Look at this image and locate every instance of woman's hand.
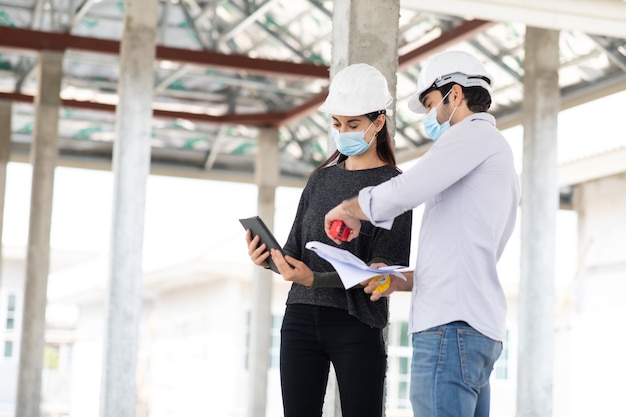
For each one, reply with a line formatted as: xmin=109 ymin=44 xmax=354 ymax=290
xmin=270 ymin=248 xmax=314 ymax=287
xmin=245 ymin=229 xmax=271 ymax=269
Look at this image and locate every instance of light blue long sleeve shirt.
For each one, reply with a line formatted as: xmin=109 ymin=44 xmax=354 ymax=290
xmin=358 ymin=113 xmax=520 ymax=341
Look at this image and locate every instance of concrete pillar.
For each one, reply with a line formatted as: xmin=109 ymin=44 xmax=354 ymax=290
xmin=518 ymin=27 xmax=560 ymax=417
xmin=99 ymin=0 xmax=158 ymax=416
xmin=331 ymin=0 xmax=400 ymax=135
xmin=325 ymin=2 xmax=401 ymax=415
xmin=15 ymin=49 xmax=63 ymax=417
xmin=0 ymin=100 xmax=11 ymax=287
xmin=248 ymin=127 xmax=279 ymax=417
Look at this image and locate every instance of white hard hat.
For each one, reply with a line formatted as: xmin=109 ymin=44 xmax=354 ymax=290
xmin=319 ymin=63 xmax=393 ymax=116
xmin=408 ymin=50 xmax=493 ymax=114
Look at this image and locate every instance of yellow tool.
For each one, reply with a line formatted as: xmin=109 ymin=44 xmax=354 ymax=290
xmin=370 ymin=274 xmax=390 ymax=293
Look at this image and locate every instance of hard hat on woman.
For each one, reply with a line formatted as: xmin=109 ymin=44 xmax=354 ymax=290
xmin=319 ymin=63 xmax=393 ymax=116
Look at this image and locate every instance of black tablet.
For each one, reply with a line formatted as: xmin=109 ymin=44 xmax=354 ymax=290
xmin=239 ymin=216 xmax=284 ymax=271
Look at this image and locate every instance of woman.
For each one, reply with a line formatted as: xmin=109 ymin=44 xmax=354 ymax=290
xmin=245 ymin=63 xmax=412 ymax=417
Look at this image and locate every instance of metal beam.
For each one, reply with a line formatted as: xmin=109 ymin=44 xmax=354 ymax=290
xmin=31 ymin=0 xmax=45 ymax=29
xmin=398 ymin=19 xmax=496 ymax=70
xmin=278 ymin=90 xmax=329 ymax=126
xmin=0 ymin=92 xmax=289 ymax=127
xmin=0 ymin=26 xmax=329 ymax=80
xmin=69 ymin=0 xmax=99 ymax=30
xmin=218 ymin=0 xmax=280 ymax=47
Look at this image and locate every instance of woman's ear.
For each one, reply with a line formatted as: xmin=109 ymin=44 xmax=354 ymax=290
xmin=375 ymin=114 xmax=386 ymax=131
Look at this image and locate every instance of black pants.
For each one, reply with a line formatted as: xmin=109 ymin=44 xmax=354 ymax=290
xmin=280 ymin=304 xmax=387 ymax=417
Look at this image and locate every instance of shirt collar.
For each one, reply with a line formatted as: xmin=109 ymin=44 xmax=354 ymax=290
xmin=467 ymin=112 xmax=496 ymax=126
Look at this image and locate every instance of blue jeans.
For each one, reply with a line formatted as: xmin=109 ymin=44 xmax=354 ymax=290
xmin=410 ymin=321 xmax=502 ymax=417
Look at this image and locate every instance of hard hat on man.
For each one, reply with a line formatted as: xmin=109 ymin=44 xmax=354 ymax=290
xmin=408 ymin=50 xmax=493 ymax=114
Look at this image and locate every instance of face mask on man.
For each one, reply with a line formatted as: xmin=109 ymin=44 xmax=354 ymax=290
xmin=422 ymin=89 xmax=457 ymax=141
xmin=331 ymin=122 xmax=375 ymax=156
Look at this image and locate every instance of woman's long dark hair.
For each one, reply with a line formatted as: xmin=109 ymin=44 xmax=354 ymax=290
xmin=316 ymin=110 xmax=396 ymax=170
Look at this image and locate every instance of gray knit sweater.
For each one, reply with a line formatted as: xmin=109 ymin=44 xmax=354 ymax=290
xmin=283 ymin=164 xmax=412 ymax=328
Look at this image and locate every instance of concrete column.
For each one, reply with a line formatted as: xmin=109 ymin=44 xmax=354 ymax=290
xmin=518 ymin=27 xmax=560 ymax=417
xmin=0 ymin=100 xmax=11 ymax=287
xmin=99 ymin=1 xmax=158 ymax=416
xmin=15 ymin=49 xmax=63 ymax=417
xmin=331 ymin=0 xmax=400 ymax=135
xmin=248 ymin=127 xmax=279 ymax=417
xmin=325 ymin=2 xmax=401 ymax=415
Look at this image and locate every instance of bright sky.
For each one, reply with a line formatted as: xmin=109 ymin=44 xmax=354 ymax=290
xmin=2 ymin=89 xmax=625 ymax=300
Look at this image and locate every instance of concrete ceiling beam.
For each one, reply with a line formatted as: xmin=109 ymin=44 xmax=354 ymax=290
xmin=402 ymin=0 xmax=626 ymax=39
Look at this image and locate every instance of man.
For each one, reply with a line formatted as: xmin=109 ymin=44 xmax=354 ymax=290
xmin=324 ymin=50 xmax=521 ymax=417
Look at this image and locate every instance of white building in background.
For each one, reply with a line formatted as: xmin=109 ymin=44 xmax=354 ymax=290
xmin=0 ymin=247 xmax=83 ymax=417
xmin=0 ymin=252 xmax=22 ymax=417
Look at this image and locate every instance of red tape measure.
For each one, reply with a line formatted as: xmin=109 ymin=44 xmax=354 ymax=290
xmin=330 ymin=220 xmax=351 ymax=241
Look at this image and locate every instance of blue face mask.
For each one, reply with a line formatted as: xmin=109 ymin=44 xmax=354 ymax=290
xmin=331 ymin=122 xmax=375 ymax=156
xmin=422 ymin=90 xmax=457 ymax=141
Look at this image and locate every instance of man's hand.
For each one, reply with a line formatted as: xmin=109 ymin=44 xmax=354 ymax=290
xmin=324 ymin=198 xmax=364 ymax=244
xmin=363 ymin=275 xmax=401 ymax=301
xmin=363 ymin=270 xmax=414 ymax=301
